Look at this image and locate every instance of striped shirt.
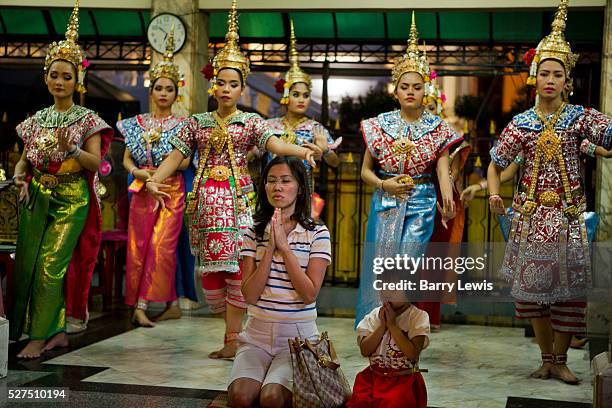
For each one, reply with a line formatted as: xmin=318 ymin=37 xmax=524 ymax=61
xmin=241 ymin=222 xmax=332 ymax=323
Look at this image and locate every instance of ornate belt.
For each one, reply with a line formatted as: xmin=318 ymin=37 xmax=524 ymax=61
xmin=383 ymin=174 xmax=431 ymax=185
xmin=33 ymin=169 xmax=84 ymax=189
xmin=369 ymin=366 xmax=426 ymax=377
xmin=203 ymin=165 xmax=248 ymax=182
xmin=520 ymin=191 xmax=585 ymax=221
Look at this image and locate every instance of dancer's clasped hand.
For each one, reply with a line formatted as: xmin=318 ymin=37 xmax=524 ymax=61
xmin=488 ymin=194 xmax=506 ymax=215
xmin=382 ymin=175 xmax=414 ymax=199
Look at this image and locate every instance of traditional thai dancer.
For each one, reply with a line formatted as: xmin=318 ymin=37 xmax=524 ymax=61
xmin=146 ymin=0 xmax=320 ymax=359
xmin=267 ymin=21 xmax=339 ymax=219
xmin=118 ymin=30 xmax=188 ymax=326
xmin=268 ymin=20 xmax=340 ymax=187
xmin=355 ymin=13 xmax=462 ymax=325
xmin=488 ymin=0 xmax=612 ymax=384
xmin=10 ymin=0 xmax=113 ymax=358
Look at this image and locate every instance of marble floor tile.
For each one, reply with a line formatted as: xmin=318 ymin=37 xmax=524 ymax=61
xmin=44 ymin=316 xmax=593 ymax=406
xmin=1 ymin=370 xmax=53 ymax=387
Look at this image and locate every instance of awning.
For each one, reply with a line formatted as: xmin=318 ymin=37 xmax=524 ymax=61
xmin=0 ymin=8 xmax=604 ymax=44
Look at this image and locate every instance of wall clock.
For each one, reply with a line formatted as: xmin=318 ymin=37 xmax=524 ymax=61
xmin=147 ymin=13 xmax=186 ymax=54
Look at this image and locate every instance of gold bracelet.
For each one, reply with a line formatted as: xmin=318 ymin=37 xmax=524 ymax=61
xmin=380 ymin=179 xmax=385 ymax=192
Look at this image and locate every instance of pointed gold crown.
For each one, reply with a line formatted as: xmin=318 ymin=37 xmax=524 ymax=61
xmin=279 ymin=20 xmax=311 ymax=104
xmin=425 ymin=75 xmax=446 ymax=116
xmin=149 ymin=26 xmax=185 ymax=88
xmin=391 ymin=11 xmax=430 ymax=87
xmin=212 ymin=0 xmax=250 ymax=84
xmin=44 ymin=0 xmax=87 ymax=94
xmin=527 ymin=0 xmax=578 ymax=85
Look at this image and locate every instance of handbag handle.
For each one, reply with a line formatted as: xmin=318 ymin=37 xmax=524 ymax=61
xmin=302 ymin=339 xmax=340 ymax=370
xmin=288 ymin=332 xmax=340 ymax=370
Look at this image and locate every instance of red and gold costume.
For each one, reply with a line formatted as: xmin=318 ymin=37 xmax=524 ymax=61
xmin=170 ymin=0 xmax=272 ymax=312
xmin=491 ymin=0 xmax=612 ymax=334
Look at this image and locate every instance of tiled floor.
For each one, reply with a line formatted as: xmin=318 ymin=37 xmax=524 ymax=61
xmin=42 ymin=315 xmax=592 ymax=408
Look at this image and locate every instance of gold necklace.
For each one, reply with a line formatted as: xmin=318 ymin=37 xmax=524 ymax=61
xmin=142 ymin=114 xmax=172 ymax=144
xmin=521 ymin=102 xmax=577 ymax=217
xmin=186 ymin=110 xmax=241 ymax=215
xmin=36 ymin=104 xmax=77 ymax=152
xmin=281 ymin=116 xmax=307 ymax=145
xmin=209 ymin=110 xmax=239 ymax=152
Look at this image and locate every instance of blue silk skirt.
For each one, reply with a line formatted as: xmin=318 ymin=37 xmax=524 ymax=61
xmin=355 ymin=181 xmax=437 ymax=326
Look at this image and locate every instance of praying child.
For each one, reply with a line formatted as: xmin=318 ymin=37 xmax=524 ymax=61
xmin=347 ymin=300 xmax=430 ymax=408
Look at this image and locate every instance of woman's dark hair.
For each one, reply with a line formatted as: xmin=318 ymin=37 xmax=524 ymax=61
xmin=217 ymin=67 xmax=244 ymax=87
xmin=149 ymin=77 xmax=178 ymax=94
xmin=253 ymin=156 xmax=316 ymax=238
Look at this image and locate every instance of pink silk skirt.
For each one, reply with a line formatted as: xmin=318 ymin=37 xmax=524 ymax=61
xmin=125 ymin=173 xmax=185 ymax=306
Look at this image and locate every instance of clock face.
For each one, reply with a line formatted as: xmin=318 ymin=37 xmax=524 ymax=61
xmin=147 ymin=13 xmax=186 ymax=55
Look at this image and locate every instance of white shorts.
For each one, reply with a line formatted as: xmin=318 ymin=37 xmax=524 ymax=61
xmin=228 ymin=317 xmax=319 ymax=391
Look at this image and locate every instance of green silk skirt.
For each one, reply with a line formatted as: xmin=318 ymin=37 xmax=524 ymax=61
xmin=9 ymin=174 xmax=89 ymax=340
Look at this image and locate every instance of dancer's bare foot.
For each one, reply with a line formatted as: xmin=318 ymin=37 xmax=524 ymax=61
xmin=550 ymin=364 xmax=580 ymax=384
xmin=570 ymin=336 xmax=588 ymax=349
xmin=132 ymin=309 xmax=155 ymax=327
xmin=208 ymin=341 xmax=238 ymax=359
xmin=153 ymin=305 xmax=182 ymax=322
xmin=530 ymin=362 xmax=553 ymax=379
xmin=42 ymin=332 xmax=69 ymax=352
xmin=17 ymin=340 xmax=46 ymax=359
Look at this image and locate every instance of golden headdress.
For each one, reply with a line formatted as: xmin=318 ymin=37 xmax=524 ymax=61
xmin=526 ymin=0 xmax=578 ymax=85
xmin=391 ymin=11 xmax=431 ymax=87
xmin=44 ymin=0 xmax=88 ymax=94
xmin=424 ymin=70 xmax=446 ymax=116
xmin=278 ymin=20 xmax=311 ymax=105
xmin=149 ymin=27 xmax=185 ymax=90
xmin=209 ymin=0 xmax=250 ymax=91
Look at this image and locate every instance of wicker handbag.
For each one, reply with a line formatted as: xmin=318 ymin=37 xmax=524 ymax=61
xmin=288 ymin=331 xmax=352 ymax=408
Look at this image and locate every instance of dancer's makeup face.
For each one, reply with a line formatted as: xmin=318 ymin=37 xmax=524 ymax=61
xmin=536 ymin=59 xmax=566 ymax=101
xmin=287 ymin=83 xmax=311 ymax=115
xmin=150 ymin=78 xmax=177 ymax=110
xmin=215 ymin=68 xmax=243 ymax=109
xmin=45 ymin=60 xmax=77 ymax=99
xmin=395 ymin=72 xmax=425 ymax=111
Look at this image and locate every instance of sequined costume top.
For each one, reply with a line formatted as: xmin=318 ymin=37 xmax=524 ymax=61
xmin=117 ymin=114 xmax=185 ymax=167
xmin=490 ymin=104 xmax=612 ymax=303
xmin=17 ymin=105 xmax=110 ymax=173
xmin=362 ymin=110 xmax=462 ymax=177
xmin=170 ymin=111 xmax=273 ymax=273
xmin=266 ymin=117 xmax=334 ymax=174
